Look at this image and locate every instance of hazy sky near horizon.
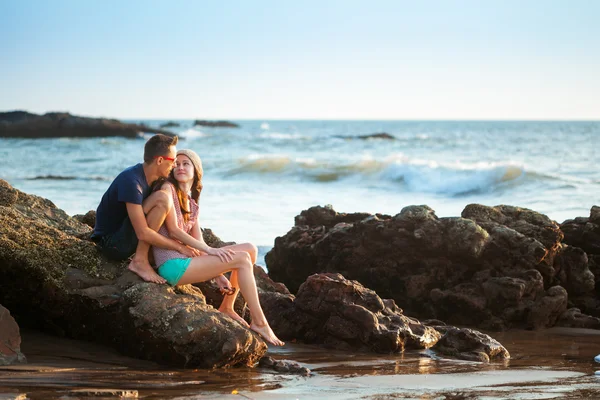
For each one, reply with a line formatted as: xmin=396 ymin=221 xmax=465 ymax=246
xmin=1 ymin=0 xmax=598 ymax=120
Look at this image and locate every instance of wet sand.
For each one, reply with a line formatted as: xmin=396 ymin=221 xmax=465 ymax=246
xmin=1 ymin=328 xmax=600 ymax=399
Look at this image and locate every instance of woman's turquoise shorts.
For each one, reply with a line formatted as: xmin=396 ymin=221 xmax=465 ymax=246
xmin=158 ymin=258 xmax=192 ymax=286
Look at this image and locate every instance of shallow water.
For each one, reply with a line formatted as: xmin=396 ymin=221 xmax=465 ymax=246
xmin=2 ymin=328 xmax=600 ymax=399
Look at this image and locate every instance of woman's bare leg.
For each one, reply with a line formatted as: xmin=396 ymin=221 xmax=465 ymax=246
xmin=217 ymin=270 xmax=249 ymax=327
xmin=178 ymin=252 xmax=283 ymax=346
xmin=217 ymin=242 xmax=257 ymax=311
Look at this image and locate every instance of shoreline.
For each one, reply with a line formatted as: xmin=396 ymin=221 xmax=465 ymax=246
xmin=2 ymin=328 xmax=600 ymax=399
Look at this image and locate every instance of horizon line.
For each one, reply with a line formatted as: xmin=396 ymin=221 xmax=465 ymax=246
xmin=3 ymin=110 xmax=599 ymax=122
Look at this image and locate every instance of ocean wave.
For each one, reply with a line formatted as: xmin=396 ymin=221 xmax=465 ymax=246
xmin=258 ymin=132 xmax=309 ymax=140
xmin=227 ymin=154 xmax=527 ymax=194
xmin=381 ymin=160 xmax=524 ymax=195
xmin=178 ymin=128 xmax=208 ymax=138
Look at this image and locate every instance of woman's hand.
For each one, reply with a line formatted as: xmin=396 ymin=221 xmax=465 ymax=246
xmin=215 ymin=274 xmax=235 ymax=296
xmin=180 ymin=245 xmax=202 ymax=257
xmin=207 ymin=247 xmax=235 ymax=263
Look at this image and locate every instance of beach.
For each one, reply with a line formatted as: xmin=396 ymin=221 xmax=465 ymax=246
xmin=2 ymin=328 xmax=600 ymax=399
xmin=2 ymin=119 xmax=600 ymax=399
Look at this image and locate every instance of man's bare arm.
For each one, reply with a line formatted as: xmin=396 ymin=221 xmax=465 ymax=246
xmin=126 ymin=202 xmax=188 ymax=252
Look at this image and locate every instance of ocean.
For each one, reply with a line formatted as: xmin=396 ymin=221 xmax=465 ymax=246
xmin=2 ymin=120 xmax=599 ymax=263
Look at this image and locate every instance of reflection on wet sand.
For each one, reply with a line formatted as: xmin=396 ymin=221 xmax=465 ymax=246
xmin=1 ymin=328 xmax=600 ymax=399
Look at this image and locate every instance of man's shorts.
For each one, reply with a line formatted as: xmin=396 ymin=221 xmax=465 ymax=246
xmin=95 ymin=217 xmax=139 ymax=261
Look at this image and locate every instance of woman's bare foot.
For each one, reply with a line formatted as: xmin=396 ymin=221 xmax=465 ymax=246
xmin=127 ymin=258 xmax=166 ymax=284
xmin=218 ymin=307 xmax=250 ymax=328
xmin=250 ymin=322 xmax=284 ymax=346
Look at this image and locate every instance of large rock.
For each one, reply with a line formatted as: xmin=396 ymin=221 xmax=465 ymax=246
xmin=0 ymin=304 xmax=26 ymax=365
xmin=261 ymin=273 xmax=441 ymax=353
xmin=0 ymin=179 xmax=266 ymax=368
xmin=267 ymin=204 xmax=594 ymax=330
xmin=0 ymin=111 xmax=176 ymax=138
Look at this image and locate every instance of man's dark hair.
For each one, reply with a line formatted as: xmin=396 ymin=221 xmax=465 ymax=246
xmin=143 ymin=134 xmax=178 ymax=163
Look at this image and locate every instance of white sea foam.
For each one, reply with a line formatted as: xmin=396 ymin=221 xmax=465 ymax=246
xmin=258 ymin=132 xmax=307 ymax=140
xmin=382 ymin=159 xmax=525 ymax=195
xmin=231 ymin=154 xmax=525 ymax=194
xmin=178 ymin=128 xmax=207 ymax=138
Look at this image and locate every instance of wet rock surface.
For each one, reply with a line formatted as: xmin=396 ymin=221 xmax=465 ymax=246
xmin=0 ymin=305 xmax=26 ymax=366
xmin=258 ymin=356 xmax=310 ymax=375
xmin=0 ymin=111 xmax=175 ymax=138
xmin=267 ymin=204 xmax=599 ymax=331
xmin=431 ymin=327 xmax=510 ymax=362
xmin=0 ymin=179 xmax=266 ymax=368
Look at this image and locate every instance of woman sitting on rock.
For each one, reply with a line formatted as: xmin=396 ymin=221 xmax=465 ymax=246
xmin=151 ymin=149 xmax=284 ymax=346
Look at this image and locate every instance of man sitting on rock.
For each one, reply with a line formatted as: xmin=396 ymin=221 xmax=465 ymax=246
xmin=91 ymin=134 xmax=199 ymax=283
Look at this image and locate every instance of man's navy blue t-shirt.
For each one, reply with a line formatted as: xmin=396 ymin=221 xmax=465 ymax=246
xmin=93 ymin=163 xmax=151 ymax=237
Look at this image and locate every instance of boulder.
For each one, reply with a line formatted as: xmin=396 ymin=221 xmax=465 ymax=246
xmin=0 ymin=304 xmax=26 ymax=366
xmin=266 ymin=204 xmax=590 ymax=330
xmin=0 ymin=111 xmax=176 ymax=138
xmin=431 ymin=327 xmax=510 ymax=362
xmin=261 ymin=273 xmax=441 ymax=353
xmin=561 ymin=206 xmax=600 ymax=255
xmin=556 ymin=307 xmax=600 ymax=329
xmin=0 ymin=179 xmax=266 ymax=368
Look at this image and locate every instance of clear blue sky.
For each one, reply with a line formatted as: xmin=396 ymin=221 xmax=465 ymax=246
xmin=1 ymin=0 xmax=598 ymax=120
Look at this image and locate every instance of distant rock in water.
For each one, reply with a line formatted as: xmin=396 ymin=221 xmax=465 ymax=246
xmin=193 ymin=120 xmax=239 ymax=128
xmin=159 ymin=121 xmax=181 ymax=128
xmin=27 ymin=175 xmax=109 ymax=181
xmin=335 ymin=132 xmax=396 ymax=140
xmin=0 ymin=111 xmax=177 ymax=138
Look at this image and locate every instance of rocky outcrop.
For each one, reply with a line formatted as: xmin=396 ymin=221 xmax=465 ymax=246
xmin=0 ymin=179 xmax=266 ymax=368
xmin=193 ymin=120 xmax=239 ymax=128
xmin=0 ymin=304 xmax=26 ymax=366
xmin=560 ymin=206 xmax=600 ymax=319
xmin=266 ymin=204 xmax=596 ymax=331
xmin=0 ymin=111 xmax=176 ymax=138
xmin=260 ymin=273 xmax=441 ymax=353
xmin=561 ymin=206 xmax=600 ymax=256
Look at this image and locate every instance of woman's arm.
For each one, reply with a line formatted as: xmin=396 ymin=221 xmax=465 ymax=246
xmin=162 ymin=183 xmax=234 ymax=262
xmin=188 ymin=213 xmax=235 ymax=263
xmin=160 ymin=183 xmax=211 ymax=252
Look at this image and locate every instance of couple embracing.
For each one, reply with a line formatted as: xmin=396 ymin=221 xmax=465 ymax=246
xmin=91 ymin=134 xmax=283 ymax=346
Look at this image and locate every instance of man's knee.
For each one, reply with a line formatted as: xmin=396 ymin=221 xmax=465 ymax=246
xmin=145 ymin=189 xmax=172 ymax=215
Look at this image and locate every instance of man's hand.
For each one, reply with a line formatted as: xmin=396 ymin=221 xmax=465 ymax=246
xmin=179 ymin=245 xmax=202 ymax=257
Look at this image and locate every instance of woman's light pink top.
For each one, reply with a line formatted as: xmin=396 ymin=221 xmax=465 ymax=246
xmin=153 ymin=182 xmax=199 ymax=267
